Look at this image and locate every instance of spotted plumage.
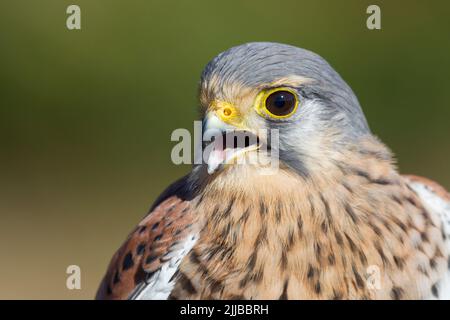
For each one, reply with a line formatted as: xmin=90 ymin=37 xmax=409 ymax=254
xmin=96 ymin=42 xmax=450 ymax=300
xmin=96 ymin=195 xmax=199 ymax=299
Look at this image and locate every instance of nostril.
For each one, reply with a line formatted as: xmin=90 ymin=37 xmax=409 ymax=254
xmin=223 ymin=107 xmax=232 ymax=117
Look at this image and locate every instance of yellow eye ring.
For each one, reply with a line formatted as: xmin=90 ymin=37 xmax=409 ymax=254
xmin=255 ymin=87 xmax=299 ymax=119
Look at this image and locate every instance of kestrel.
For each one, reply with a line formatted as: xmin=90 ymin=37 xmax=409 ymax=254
xmin=96 ymin=42 xmax=450 ymax=300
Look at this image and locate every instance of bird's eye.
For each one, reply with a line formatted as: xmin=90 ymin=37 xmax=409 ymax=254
xmin=263 ymin=89 xmax=298 ymax=118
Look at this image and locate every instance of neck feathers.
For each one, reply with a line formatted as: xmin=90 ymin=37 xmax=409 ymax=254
xmin=174 ymin=137 xmax=445 ymax=299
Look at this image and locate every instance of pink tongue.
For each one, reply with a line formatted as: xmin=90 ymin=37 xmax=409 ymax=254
xmin=207 ymin=137 xmax=226 ymax=174
xmin=207 ymin=149 xmax=226 ymax=174
xmin=213 ymin=135 xmax=225 ymax=151
xmin=212 ymin=135 xmax=226 ymax=159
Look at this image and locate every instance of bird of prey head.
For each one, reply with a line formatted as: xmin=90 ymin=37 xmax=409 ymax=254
xmin=198 ymin=42 xmax=372 ymax=180
xmin=97 ymin=42 xmax=450 ymax=301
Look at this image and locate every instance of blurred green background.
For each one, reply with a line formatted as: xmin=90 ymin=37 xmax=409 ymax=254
xmin=0 ymin=0 xmax=449 ymax=299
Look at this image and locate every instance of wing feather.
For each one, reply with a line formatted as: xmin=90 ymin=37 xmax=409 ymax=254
xmin=95 ymin=194 xmax=196 ymax=300
xmin=404 ymin=175 xmax=450 ymax=299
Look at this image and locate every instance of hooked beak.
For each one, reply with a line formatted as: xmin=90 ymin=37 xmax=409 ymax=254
xmin=202 ymin=103 xmax=260 ymax=174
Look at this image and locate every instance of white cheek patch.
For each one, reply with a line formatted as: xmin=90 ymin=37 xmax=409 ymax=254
xmin=130 ymin=233 xmax=199 ymax=300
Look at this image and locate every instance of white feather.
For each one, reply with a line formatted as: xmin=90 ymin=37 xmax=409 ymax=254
xmin=130 ymin=233 xmax=199 ymax=300
xmin=408 ymin=181 xmax=450 ymax=300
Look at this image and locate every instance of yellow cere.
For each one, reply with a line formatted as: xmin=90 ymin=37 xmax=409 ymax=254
xmin=254 ymin=87 xmax=299 ymax=119
xmin=211 ymin=100 xmax=245 ymax=128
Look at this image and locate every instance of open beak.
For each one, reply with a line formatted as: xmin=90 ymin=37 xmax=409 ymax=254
xmin=202 ymin=103 xmax=261 ymax=174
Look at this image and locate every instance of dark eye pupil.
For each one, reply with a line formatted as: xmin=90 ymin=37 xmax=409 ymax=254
xmin=274 ymin=95 xmax=286 ymax=108
xmin=265 ymin=90 xmax=296 ymax=116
